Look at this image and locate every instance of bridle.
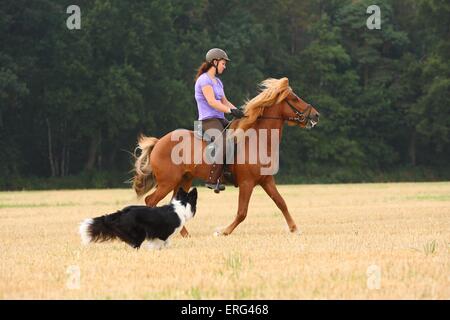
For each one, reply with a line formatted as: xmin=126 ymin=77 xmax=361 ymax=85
xmin=256 ymin=99 xmax=313 ymax=125
xmin=221 ymin=98 xmax=314 ymax=136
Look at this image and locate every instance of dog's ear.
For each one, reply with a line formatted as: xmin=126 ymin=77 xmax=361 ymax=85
xmin=188 ymin=188 xmax=197 ymax=202
xmin=176 ymin=187 xmax=188 ymax=200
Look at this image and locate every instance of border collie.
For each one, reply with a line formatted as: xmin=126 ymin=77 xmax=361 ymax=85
xmin=79 ymin=188 xmax=197 ymax=249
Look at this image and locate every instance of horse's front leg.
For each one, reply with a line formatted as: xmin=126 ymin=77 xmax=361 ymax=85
xmin=219 ymin=182 xmax=254 ymax=236
xmin=260 ymin=176 xmax=299 ymax=233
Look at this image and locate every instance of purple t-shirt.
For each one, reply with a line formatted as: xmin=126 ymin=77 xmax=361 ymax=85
xmin=195 ymin=73 xmax=225 ymax=120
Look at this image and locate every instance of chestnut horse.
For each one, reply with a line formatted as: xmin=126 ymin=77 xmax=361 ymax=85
xmin=132 ymin=77 xmax=319 ymax=237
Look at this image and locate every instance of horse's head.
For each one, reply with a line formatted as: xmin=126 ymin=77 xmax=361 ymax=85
xmin=281 ymin=91 xmax=320 ymax=129
xmin=236 ymin=77 xmax=320 ymax=131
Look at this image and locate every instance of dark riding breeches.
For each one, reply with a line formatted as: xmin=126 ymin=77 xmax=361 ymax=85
xmin=200 ymin=117 xmax=229 ymax=184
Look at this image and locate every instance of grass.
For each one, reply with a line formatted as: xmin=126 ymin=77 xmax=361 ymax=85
xmin=423 ymin=240 xmax=438 ymax=256
xmin=0 ymin=182 xmax=449 ymax=299
xmin=0 ymin=202 xmax=79 ymax=209
xmin=225 ymin=252 xmax=242 ymax=278
xmin=406 ymin=194 xmax=450 ymax=201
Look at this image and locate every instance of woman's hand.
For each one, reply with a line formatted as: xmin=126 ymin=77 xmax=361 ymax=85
xmin=230 ymin=108 xmax=245 ymax=119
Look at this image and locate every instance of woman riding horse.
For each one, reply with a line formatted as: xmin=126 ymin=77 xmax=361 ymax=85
xmin=194 ymin=48 xmax=244 ymax=193
xmin=133 ymin=77 xmax=320 ymax=237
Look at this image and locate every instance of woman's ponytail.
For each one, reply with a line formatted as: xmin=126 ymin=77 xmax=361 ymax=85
xmin=195 ymin=61 xmax=212 ymax=81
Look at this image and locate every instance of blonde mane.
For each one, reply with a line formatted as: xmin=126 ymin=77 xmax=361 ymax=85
xmin=231 ymin=77 xmax=292 ymax=131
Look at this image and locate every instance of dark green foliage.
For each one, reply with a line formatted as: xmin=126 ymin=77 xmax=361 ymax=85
xmin=0 ymin=0 xmax=449 ymax=189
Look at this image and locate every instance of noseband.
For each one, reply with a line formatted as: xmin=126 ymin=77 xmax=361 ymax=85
xmin=285 ymin=100 xmax=313 ymax=124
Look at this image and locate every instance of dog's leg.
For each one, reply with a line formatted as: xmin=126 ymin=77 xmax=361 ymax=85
xmin=172 ymin=177 xmax=194 ymax=238
xmin=146 ymin=238 xmax=165 ymax=250
xmin=163 ymin=239 xmax=170 ymax=248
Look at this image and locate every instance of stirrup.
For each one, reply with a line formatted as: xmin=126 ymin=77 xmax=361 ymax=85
xmin=205 ymin=180 xmax=225 ymax=193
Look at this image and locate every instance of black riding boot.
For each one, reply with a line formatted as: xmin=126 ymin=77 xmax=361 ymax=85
xmin=205 ymin=163 xmax=225 ymax=193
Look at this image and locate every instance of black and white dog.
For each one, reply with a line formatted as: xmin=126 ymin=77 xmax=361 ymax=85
xmin=79 ymin=187 xmax=197 ymax=249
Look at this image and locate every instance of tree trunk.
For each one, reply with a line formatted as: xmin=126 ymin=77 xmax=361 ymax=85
xmin=65 ymin=147 xmax=70 ymax=176
xmin=61 ymin=142 xmax=66 ymax=177
xmin=85 ymin=129 xmax=101 ymax=170
xmin=54 ymin=156 xmax=60 ymax=176
xmin=290 ymin=16 xmax=296 ymax=54
xmin=60 ymin=121 xmax=69 ymax=177
xmin=46 ymin=118 xmax=56 ymax=177
xmin=107 ymin=148 xmax=117 ymax=169
xmin=64 ymin=145 xmax=70 ymax=176
xmin=409 ymin=129 xmax=416 ymax=166
xmin=98 ymin=150 xmax=102 ymax=170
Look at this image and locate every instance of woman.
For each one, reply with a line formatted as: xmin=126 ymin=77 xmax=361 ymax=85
xmin=194 ymin=48 xmax=244 ymax=193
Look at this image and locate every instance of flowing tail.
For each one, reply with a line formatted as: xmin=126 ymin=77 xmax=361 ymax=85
xmin=79 ymin=208 xmax=139 ymax=247
xmin=132 ymin=134 xmax=159 ymax=198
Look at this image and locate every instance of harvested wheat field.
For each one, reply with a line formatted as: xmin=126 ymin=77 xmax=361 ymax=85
xmin=0 ymin=182 xmax=449 ymax=299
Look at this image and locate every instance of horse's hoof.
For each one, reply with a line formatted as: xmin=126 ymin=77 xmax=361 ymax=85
xmin=213 ymin=227 xmax=226 ymax=237
xmin=180 ymin=230 xmax=190 ymax=238
xmin=287 ymin=225 xmax=302 ymax=235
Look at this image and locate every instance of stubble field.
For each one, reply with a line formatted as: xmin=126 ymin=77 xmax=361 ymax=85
xmin=0 ymin=182 xmax=449 ymax=299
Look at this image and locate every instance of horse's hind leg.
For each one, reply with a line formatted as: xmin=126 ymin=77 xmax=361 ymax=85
xmin=171 ymin=176 xmax=194 ymax=238
xmin=260 ymin=176 xmax=298 ymax=233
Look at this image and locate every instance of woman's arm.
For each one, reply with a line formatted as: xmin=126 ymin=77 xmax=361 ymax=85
xmin=221 ymin=95 xmax=237 ymax=110
xmin=201 ymin=85 xmax=231 ymax=113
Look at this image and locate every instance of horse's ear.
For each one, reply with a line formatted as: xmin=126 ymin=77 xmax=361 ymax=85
xmin=280 ymin=77 xmax=289 ymax=86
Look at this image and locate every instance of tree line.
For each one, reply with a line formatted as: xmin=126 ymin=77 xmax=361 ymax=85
xmin=0 ymin=0 xmax=449 ymax=189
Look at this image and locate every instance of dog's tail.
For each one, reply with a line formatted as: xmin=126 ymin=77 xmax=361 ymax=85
xmin=79 ymin=211 xmax=126 ymax=245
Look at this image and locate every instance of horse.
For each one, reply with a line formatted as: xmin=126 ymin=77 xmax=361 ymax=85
xmin=132 ymin=77 xmax=320 ymax=237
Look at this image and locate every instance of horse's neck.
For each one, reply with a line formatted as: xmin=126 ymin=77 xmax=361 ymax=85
xmin=251 ymin=106 xmax=284 ymax=141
